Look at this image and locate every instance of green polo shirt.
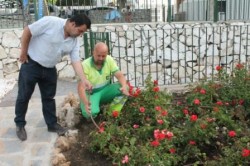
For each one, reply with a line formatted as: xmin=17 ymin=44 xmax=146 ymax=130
xmin=82 ymin=55 xmax=119 ymax=91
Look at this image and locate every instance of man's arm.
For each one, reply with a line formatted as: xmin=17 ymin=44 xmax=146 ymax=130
xmin=77 ymin=81 xmax=91 ymax=114
xmin=71 ymin=61 xmax=92 ymax=90
xmin=19 ymin=26 xmax=32 ymax=63
xmin=114 ymin=71 xmax=129 ymax=96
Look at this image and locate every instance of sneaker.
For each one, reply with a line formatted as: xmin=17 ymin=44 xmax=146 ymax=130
xmin=16 ymin=126 xmax=27 ymax=141
xmin=48 ymin=123 xmax=68 ymax=136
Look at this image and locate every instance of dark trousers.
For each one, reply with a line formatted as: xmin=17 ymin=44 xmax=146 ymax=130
xmin=14 ymin=58 xmax=57 ymax=127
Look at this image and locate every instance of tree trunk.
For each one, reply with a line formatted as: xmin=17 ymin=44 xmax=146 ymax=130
xmin=117 ymin=0 xmax=126 ymax=9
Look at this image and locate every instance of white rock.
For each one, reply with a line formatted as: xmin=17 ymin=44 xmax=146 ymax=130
xmin=0 ymin=78 xmax=16 ymax=102
xmin=2 ymin=32 xmax=20 ymax=48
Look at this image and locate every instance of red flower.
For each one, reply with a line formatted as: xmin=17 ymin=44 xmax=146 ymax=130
xmin=228 ymin=130 xmax=236 ymax=137
xmin=154 ymin=129 xmax=165 ymax=140
xmin=190 ymin=115 xmax=198 ymax=122
xmin=177 ymin=101 xmax=182 ymax=105
xmin=99 ymin=127 xmax=105 ymax=133
xmin=161 ymin=110 xmax=168 ymax=116
xmin=133 ymin=91 xmax=139 ymax=97
xmin=200 ymin=124 xmax=207 ymax=129
xmin=139 ymin=106 xmax=145 ymax=113
xmin=183 ymin=109 xmax=189 ymax=115
xmin=130 ymin=87 xmax=141 ymax=97
xmin=206 ymin=117 xmax=215 ymax=123
xmin=238 ymin=99 xmax=244 ymax=105
xmin=112 ymin=111 xmax=119 ymax=118
xmin=153 ymin=80 xmax=158 ymax=86
xmin=155 ymin=106 xmax=161 ymax=111
xmin=216 ymin=101 xmax=223 ymax=106
xmin=153 ymin=86 xmax=160 ymax=92
xmin=200 ymin=89 xmax=206 ymax=94
xmin=169 ymin=148 xmax=176 ymax=154
xmin=213 ymin=107 xmax=219 ymax=112
xmin=236 ymin=63 xmax=244 ymax=69
xmin=193 ymin=99 xmax=200 ymax=105
xmin=165 ymin=131 xmax=174 ymax=140
xmin=136 ymin=87 xmax=141 ymax=93
xmin=189 ymin=140 xmax=196 ymax=145
xmin=127 ymin=82 xmax=133 ymax=89
xmin=242 ymin=149 xmax=250 ymax=157
xmin=158 ymin=133 xmax=166 ymax=140
xmin=154 ymin=129 xmax=160 ymax=138
xmin=157 ymin=119 xmax=164 ymax=125
xmin=151 ymin=140 xmax=160 ymax=147
xmin=122 ymin=155 xmax=129 ymax=164
xmin=133 ymin=124 xmax=139 ymax=129
xmin=216 ymin=65 xmax=222 ymax=71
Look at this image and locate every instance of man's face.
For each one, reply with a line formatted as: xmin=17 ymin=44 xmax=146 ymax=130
xmin=69 ymin=22 xmax=87 ymax=37
xmin=93 ymin=48 xmax=108 ymax=66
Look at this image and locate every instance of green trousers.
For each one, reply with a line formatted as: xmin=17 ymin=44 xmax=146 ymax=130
xmin=80 ymin=83 xmax=122 ymax=118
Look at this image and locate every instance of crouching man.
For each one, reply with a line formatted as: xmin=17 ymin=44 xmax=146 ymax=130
xmin=78 ymin=42 xmax=129 ymax=118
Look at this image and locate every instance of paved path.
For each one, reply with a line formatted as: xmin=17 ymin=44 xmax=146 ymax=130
xmin=0 ymin=80 xmax=77 ymax=166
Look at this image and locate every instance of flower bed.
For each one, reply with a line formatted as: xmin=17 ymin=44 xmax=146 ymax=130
xmin=88 ymin=64 xmax=250 ymax=165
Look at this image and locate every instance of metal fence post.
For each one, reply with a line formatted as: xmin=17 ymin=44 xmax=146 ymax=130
xmin=83 ymin=33 xmax=90 ymax=59
xmin=167 ymin=0 xmax=171 ymax=22
xmin=162 ymin=5 xmax=166 ymax=22
xmin=22 ymin=0 xmax=30 ymax=26
xmin=214 ymin=0 xmax=218 ymax=22
xmin=38 ymin=0 xmax=44 ymax=19
xmin=34 ymin=0 xmax=38 ymax=20
xmin=105 ymin=32 xmax=110 ymax=54
xmin=83 ymin=31 xmax=111 ymax=59
xmin=89 ymin=32 xmax=95 ymax=55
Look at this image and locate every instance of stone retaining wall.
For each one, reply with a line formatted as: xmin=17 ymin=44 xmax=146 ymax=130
xmin=1 ymin=22 xmax=250 ymax=85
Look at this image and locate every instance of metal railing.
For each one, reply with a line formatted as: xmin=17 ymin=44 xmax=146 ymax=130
xmin=0 ymin=0 xmax=25 ymax=29
xmin=83 ymin=24 xmax=250 ymax=87
xmin=1 ymin=0 xmax=250 ymax=29
xmin=173 ymin=0 xmax=250 ymax=22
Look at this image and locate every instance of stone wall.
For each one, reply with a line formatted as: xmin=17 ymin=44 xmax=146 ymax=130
xmin=1 ymin=21 xmax=250 ymax=86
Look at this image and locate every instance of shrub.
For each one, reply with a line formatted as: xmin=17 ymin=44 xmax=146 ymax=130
xmin=89 ymin=64 xmax=250 ymax=165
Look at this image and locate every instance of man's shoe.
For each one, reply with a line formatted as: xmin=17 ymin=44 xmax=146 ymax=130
xmin=16 ymin=126 xmax=27 ymax=141
xmin=48 ymin=123 xmax=67 ymax=136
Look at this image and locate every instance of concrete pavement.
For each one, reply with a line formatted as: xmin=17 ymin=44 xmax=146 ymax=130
xmin=0 ymin=80 xmax=78 ymax=166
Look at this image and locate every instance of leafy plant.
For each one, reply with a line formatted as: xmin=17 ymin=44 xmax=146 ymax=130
xmin=88 ymin=64 xmax=250 ymax=165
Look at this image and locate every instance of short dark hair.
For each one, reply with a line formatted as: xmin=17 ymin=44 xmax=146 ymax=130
xmin=69 ymin=14 xmax=91 ymax=29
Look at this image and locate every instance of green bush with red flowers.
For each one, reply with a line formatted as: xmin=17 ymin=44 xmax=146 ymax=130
xmin=88 ymin=64 xmax=250 ymax=165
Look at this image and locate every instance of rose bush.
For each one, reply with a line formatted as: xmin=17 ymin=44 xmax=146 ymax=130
xmin=88 ymin=64 xmax=250 ymax=165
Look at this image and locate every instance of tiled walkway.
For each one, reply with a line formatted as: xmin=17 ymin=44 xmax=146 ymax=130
xmin=0 ymin=80 xmax=77 ymax=166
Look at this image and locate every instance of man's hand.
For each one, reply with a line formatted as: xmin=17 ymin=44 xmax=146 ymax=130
xmin=84 ymin=100 xmax=91 ymax=115
xmin=19 ymin=54 xmax=29 ymax=64
xmin=84 ymin=79 xmax=92 ymax=91
xmin=120 ymin=86 xmax=130 ymax=96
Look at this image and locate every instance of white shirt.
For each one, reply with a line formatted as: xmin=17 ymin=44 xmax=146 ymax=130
xmin=28 ymin=16 xmax=80 ymax=68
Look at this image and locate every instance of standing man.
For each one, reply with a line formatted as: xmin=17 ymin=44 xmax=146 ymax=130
xmin=15 ymin=14 xmax=92 ymax=141
xmin=78 ymin=42 xmax=129 ymax=119
xmin=66 ymin=6 xmax=72 ymax=18
xmin=124 ymin=5 xmax=132 ymax=23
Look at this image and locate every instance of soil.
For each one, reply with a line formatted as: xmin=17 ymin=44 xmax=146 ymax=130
xmin=63 ymin=115 xmax=113 ymax=166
